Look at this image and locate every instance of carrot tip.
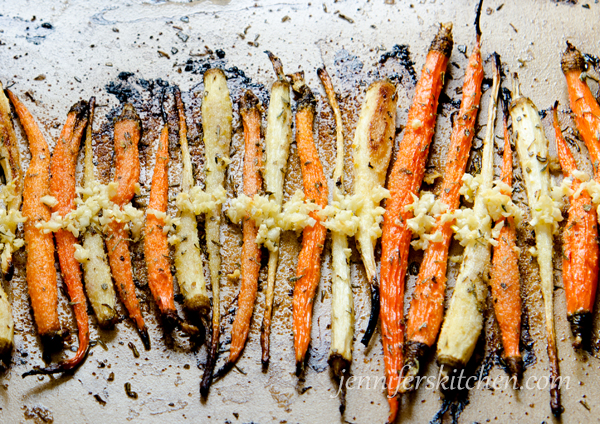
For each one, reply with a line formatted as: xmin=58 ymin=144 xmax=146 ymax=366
xmin=138 ymin=327 xmax=151 ymax=351
xmin=360 ymin=283 xmax=380 ymax=346
xmin=402 ymin=341 xmax=428 ymax=392
xmin=504 ymin=355 xmax=523 ymax=382
xmin=568 ymin=311 xmax=591 ymax=349
xmin=295 ymin=361 xmax=303 ymax=377
xmin=386 ymin=395 xmax=399 ymax=424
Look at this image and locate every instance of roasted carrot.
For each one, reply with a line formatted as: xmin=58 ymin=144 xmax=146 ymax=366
xmin=24 ymin=101 xmax=91 ymax=376
xmin=144 ymin=124 xmax=177 ymax=322
xmin=81 ymin=97 xmax=117 ymax=327
xmin=260 ymin=52 xmax=293 ymax=368
xmin=290 ymin=72 xmax=329 ymax=375
xmin=488 ymin=88 xmax=522 ymax=377
xmin=510 ymin=74 xmax=563 ymax=417
xmin=552 ymin=102 xmax=599 ymax=348
xmin=436 ymin=53 xmax=501 ymax=383
xmin=105 ymin=104 xmax=149 ymax=350
xmin=561 ymin=42 xmax=600 ymax=176
xmin=173 ymin=87 xmax=210 ymax=318
xmin=200 ymin=68 xmax=233 ymax=397
xmin=376 ymin=23 xmax=453 ymax=406
xmin=7 ymin=90 xmax=62 ymax=353
xmin=216 ymin=90 xmax=263 ymax=378
xmin=318 ymin=66 xmax=355 ymax=383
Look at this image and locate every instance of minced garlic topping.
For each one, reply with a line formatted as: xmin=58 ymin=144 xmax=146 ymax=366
xmin=0 ymin=182 xmax=26 ymax=271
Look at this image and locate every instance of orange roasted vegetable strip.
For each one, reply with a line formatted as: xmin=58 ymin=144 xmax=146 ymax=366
xmin=489 ymin=88 xmax=522 ymax=377
xmin=105 ymin=104 xmax=150 ymax=350
xmin=24 ymin=101 xmax=91 ymax=376
xmin=552 ymin=102 xmax=599 ymax=348
xmin=376 ymin=23 xmax=453 ymax=407
xmin=7 ymin=90 xmax=62 ymax=351
xmin=216 ymin=91 xmax=263 ymax=378
xmin=562 ymin=42 xmax=600 ymax=177
xmin=290 ymin=73 xmax=329 ymax=375
xmin=144 ymin=125 xmax=177 ymax=318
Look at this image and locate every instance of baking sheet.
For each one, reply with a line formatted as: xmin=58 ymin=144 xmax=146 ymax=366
xmin=1 ymin=0 xmax=600 ymax=423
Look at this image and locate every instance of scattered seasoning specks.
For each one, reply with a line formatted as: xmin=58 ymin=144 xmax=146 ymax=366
xmin=41 ymin=22 xmax=52 ymax=29
xmin=180 ymin=16 xmax=189 ymax=23
xmin=94 ymin=394 xmax=107 ymax=406
xmin=158 ymin=50 xmax=170 ymax=59
xmin=74 ymin=76 xmax=81 ymax=83
xmin=128 ymin=342 xmax=140 ymax=358
xmin=125 ymin=382 xmax=138 ymax=399
xmin=336 ymin=12 xmax=354 ymax=23
xmin=33 ymin=74 xmax=45 ymax=81
xmin=171 ymin=47 xmax=179 ymax=55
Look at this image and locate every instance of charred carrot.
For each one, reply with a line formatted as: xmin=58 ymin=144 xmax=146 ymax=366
xmin=436 ymin=53 xmax=501 ymax=382
xmin=24 ymin=101 xmax=91 ymax=376
xmin=552 ymin=102 xmax=598 ymax=348
xmin=376 ymin=23 xmax=453 ymax=404
xmin=216 ymin=91 xmax=263 ymax=377
xmin=200 ymin=68 xmax=233 ymax=397
xmin=261 ymin=52 xmax=293 ymax=368
xmin=488 ymin=88 xmax=522 ymax=377
xmin=290 ymin=72 xmax=329 ymax=375
xmin=561 ymin=42 xmax=600 ymax=175
xmin=318 ymin=66 xmax=355 ymax=382
xmin=105 ymin=104 xmax=149 ymax=350
xmin=81 ymin=97 xmax=117 ymax=327
xmin=7 ymin=89 xmax=62 ymax=353
xmin=173 ymin=87 xmax=210 ymax=318
xmin=510 ymin=74 xmax=563 ymax=417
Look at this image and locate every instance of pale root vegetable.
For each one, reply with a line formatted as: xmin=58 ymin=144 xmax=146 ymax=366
xmin=510 ymin=75 xmax=563 ymax=417
xmin=173 ymin=87 xmax=210 ymax=316
xmin=260 ymin=52 xmax=293 ymax=368
xmin=200 ymin=68 xmax=233 ymax=397
xmin=318 ymin=66 xmax=354 ymax=382
xmin=436 ymin=54 xmax=501 ymax=378
xmin=81 ymin=97 xmax=117 ymax=327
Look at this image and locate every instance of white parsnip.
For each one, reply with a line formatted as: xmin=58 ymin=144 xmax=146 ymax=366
xmin=260 ymin=52 xmax=293 ymax=367
xmin=351 ymin=80 xmax=396 ymax=345
xmin=80 ymin=97 xmax=117 ymax=327
xmin=173 ymin=88 xmax=210 ymax=315
xmin=201 ymin=68 xmax=233 ymax=396
xmin=436 ymin=55 xmax=501 ymax=373
xmin=510 ymin=75 xmax=563 ymax=416
xmin=318 ymin=67 xmax=353 ymax=377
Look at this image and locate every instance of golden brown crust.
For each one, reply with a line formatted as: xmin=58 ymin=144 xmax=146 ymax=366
xmin=366 ymin=80 xmax=397 ymax=183
xmin=429 ymin=22 xmax=453 ymax=57
xmin=561 ymin=41 xmax=586 ymax=74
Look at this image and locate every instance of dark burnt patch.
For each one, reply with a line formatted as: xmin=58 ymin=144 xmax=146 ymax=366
xmin=378 ymin=44 xmax=417 ymax=84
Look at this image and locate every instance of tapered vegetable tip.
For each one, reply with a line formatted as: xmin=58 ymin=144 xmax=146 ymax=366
xmin=561 ymin=41 xmax=586 ymax=74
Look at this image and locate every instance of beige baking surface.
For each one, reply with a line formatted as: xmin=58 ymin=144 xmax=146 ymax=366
xmin=1 ymin=0 xmax=600 ymax=423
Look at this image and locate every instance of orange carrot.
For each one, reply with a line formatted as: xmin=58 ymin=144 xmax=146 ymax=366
xmin=216 ymin=91 xmax=263 ymax=378
xmin=105 ymin=104 xmax=149 ymax=350
xmin=290 ymin=73 xmax=329 ymax=375
xmin=552 ymin=102 xmax=599 ymax=348
xmin=7 ymin=90 xmax=62 ymax=351
xmin=561 ymin=42 xmax=600 ymax=177
xmin=377 ymin=23 xmax=453 ymax=412
xmin=144 ymin=125 xmax=176 ymax=317
xmin=489 ymin=89 xmax=522 ymax=377
xmin=23 ymin=101 xmax=91 ymax=376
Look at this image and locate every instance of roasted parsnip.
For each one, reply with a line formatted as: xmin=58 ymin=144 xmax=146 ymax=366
xmin=353 ymin=80 xmax=397 ymax=348
xmin=81 ymin=97 xmax=117 ymax=327
xmin=0 ymin=83 xmax=23 ymax=362
xmin=200 ymin=68 xmax=233 ymax=397
xmin=173 ymin=87 xmax=211 ymax=316
xmin=552 ymin=103 xmax=598 ymax=348
xmin=318 ymin=66 xmax=354 ymax=379
xmin=436 ymin=54 xmax=501 ymax=379
xmin=510 ymin=75 xmax=563 ymax=417
xmin=260 ymin=52 xmax=293 ymax=368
